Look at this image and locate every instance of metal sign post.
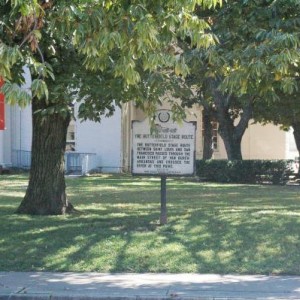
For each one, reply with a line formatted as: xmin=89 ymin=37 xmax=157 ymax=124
xmin=160 ymin=175 xmax=167 ymax=225
xmin=131 ymin=110 xmax=196 ymax=225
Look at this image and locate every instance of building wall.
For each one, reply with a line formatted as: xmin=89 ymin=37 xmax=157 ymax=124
xmin=9 ymin=104 xmax=32 ymax=168
xmin=242 ymin=123 xmax=289 ymax=160
xmin=74 ymin=104 xmax=122 ymax=173
xmin=180 ymin=106 xmax=297 ymax=160
xmin=0 ymin=67 xmax=32 ymax=167
xmin=121 ymin=102 xmax=148 ymax=172
xmin=1 ymin=102 xmax=123 ymax=172
xmin=287 ymin=129 xmax=298 ymax=160
xmin=121 ymin=102 xmax=298 ymax=171
xmin=1 ymin=66 xmax=123 ymax=173
xmin=9 ymin=105 xmax=32 ymax=151
xmin=1 ymin=93 xmax=298 ymax=171
xmin=0 ymin=130 xmax=4 ymax=165
xmin=1 ymin=105 xmax=29 ymax=167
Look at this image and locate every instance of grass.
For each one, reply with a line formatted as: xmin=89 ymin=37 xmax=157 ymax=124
xmin=1 ymin=173 xmax=300 ymax=274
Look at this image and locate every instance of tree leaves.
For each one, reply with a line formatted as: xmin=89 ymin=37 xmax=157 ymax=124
xmin=1 ymin=81 xmax=31 ymax=107
xmin=0 ymin=0 xmax=222 ymax=121
xmin=31 ymin=79 xmax=48 ymax=101
xmin=73 ymin=1 xmax=221 ymax=87
xmin=0 ymin=43 xmax=22 ymax=79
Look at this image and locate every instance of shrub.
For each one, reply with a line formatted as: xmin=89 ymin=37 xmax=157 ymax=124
xmin=196 ymin=159 xmax=294 ymax=184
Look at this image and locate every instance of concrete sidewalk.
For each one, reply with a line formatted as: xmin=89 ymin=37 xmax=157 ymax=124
xmin=1 ymin=272 xmax=300 ymax=300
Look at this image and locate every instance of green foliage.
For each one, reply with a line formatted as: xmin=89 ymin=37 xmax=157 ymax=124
xmin=1 ymin=81 xmax=31 ymax=107
xmin=185 ymin=0 xmax=300 ymax=104
xmin=196 ymin=159 xmax=295 ymax=184
xmin=220 ymin=1 xmax=300 ymax=101
xmin=31 ymin=79 xmax=48 ymax=101
xmin=181 ymin=0 xmax=300 ymax=159
xmin=0 ymin=0 xmax=222 ymax=120
xmin=0 ymin=44 xmax=22 ymax=79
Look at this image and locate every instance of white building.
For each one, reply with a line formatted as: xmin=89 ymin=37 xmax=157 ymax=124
xmin=0 ymin=101 xmax=123 ymax=174
xmin=0 ymin=69 xmax=123 ymax=174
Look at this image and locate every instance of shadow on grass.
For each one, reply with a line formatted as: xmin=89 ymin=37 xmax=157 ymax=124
xmin=1 ymin=175 xmax=300 ymax=274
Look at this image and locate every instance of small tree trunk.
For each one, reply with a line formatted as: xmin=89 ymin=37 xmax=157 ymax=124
xmin=206 ymin=77 xmax=252 ymax=161
xmin=202 ymin=108 xmax=214 ymax=160
xmin=215 ymin=103 xmax=244 ymax=160
xmin=16 ymin=98 xmax=74 ymax=215
xmin=292 ymin=122 xmax=300 ymax=176
xmin=218 ymin=127 xmax=243 ymax=160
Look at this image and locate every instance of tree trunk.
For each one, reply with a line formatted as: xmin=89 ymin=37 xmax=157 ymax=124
xmin=202 ymin=108 xmax=214 ymax=160
xmin=218 ymin=125 xmax=243 ymax=160
xmin=292 ymin=122 xmax=300 ymax=176
xmin=207 ymin=77 xmax=252 ymax=161
xmin=16 ymin=98 xmax=74 ymax=215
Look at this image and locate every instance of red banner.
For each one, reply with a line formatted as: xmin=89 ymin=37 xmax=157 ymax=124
xmin=0 ymin=79 xmax=4 ymax=130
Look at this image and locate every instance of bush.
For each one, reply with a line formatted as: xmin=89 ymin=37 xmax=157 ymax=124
xmin=196 ymin=159 xmax=295 ymax=184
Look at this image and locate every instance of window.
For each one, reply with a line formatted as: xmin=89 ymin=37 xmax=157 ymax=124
xmin=211 ymin=121 xmax=218 ymax=150
xmin=66 ymin=122 xmax=76 ymax=151
xmin=202 ymin=111 xmax=219 ymax=151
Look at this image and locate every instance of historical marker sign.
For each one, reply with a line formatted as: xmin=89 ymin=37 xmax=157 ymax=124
xmin=132 ymin=110 xmax=196 ymax=176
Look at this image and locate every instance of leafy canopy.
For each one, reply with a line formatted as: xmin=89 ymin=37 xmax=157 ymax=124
xmin=0 ymin=0 xmax=222 ymax=120
xmin=182 ymin=0 xmax=300 ymax=118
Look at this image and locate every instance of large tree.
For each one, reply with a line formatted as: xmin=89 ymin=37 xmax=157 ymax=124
xmin=183 ymin=0 xmax=300 ymax=160
xmin=0 ymin=0 xmax=221 ymax=215
xmin=246 ymin=0 xmax=300 ymax=165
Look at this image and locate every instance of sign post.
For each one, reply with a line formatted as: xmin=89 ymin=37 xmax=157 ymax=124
xmin=131 ymin=110 xmax=196 ymax=225
xmin=160 ymin=175 xmax=167 ymax=225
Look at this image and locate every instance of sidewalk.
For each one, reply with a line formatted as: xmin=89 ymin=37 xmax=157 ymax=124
xmin=1 ymin=272 xmax=300 ymax=300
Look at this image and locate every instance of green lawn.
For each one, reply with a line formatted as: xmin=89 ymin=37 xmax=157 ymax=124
xmin=1 ymin=174 xmax=300 ymax=274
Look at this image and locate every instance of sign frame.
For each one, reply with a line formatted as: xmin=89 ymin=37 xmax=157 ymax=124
xmin=131 ymin=109 xmax=197 ymax=177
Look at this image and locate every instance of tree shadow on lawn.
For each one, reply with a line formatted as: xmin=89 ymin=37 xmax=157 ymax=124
xmin=0 ymin=211 xmax=160 ymax=271
xmin=97 ymin=183 xmax=300 ymax=273
xmin=97 ymin=202 xmax=300 ymax=274
xmin=2 ymin=209 xmax=300 ymax=274
xmin=156 ymin=186 xmax=300 ymax=274
xmin=1 ymin=179 xmax=300 ymax=274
